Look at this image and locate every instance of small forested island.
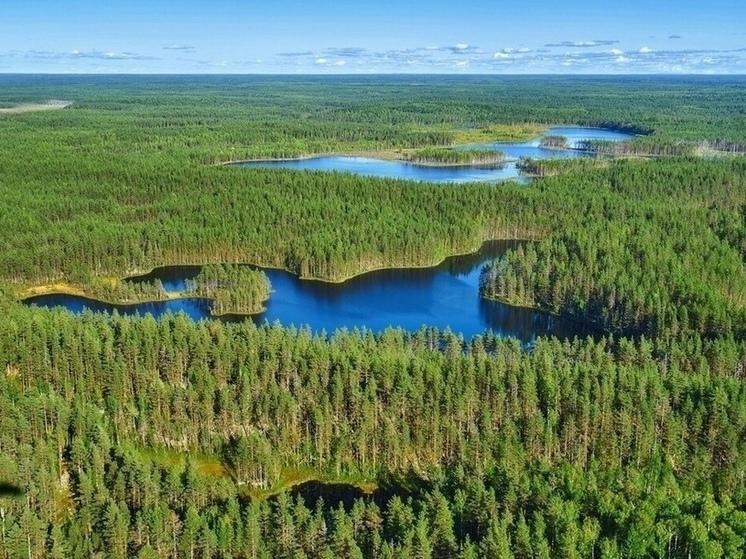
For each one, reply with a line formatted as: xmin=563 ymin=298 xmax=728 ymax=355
xmin=538 ymin=134 xmax=570 ymax=150
xmin=1 ymin=74 xmax=746 ymax=557
xmin=404 ymin=147 xmax=506 ymax=166
xmin=185 ymin=263 xmax=271 ymax=315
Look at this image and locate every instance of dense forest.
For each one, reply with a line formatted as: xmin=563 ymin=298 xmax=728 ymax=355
xmin=1 ymin=75 xmax=746 ymax=557
xmin=1 ymin=306 xmax=746 ymax=557
xmin=479 ymin=157 xmax=746 ymax=341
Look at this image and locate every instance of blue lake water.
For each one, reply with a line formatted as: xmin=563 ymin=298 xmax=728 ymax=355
xmin=237 ymin=127 xmax=635 ymax=182
xmin=25 ymin=127 xmax=628 ymax=340
xmin=25 ymin=241 xmax=599 ymax=343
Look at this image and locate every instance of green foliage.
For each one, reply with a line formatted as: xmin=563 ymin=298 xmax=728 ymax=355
xmin=405 ymin=148 xmax=505 ymax=166
xmin=538 ymin=135 xmax=570 ymax=150
xmin=2 ymin=74 xmax=746 ymax=557
xmin=185 ymin=264 xmax=271 ymax=315
xmin=1 ymin=305 xmax=746 ymax=556
xmin=83 ymin=277 xmax=168 ymax=304
xmin=516 ymin=156 xmax=611 ymax=177
xmin=481 ymin=157 xmax=746 ymax=341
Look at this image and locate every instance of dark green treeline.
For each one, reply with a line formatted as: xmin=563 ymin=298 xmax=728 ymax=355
xmin=2 ymin=75 xmax=746 ymax=287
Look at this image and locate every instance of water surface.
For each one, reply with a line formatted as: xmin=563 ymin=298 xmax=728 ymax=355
xmin=239 ymin=155 xmax=524 ymax=183
xmin=238 ymin=126 xmax=635 ymax=182
xmin=26 ymin=241 xmax=598 ymax=343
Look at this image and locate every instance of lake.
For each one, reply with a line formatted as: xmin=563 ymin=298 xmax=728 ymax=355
xmin=25 ymin=241 xmax=599 ymax=343
xmin=24 ymin=127 xmax=628 ymax=341
xmin=236 ymin=126 xmax=635 ymax=182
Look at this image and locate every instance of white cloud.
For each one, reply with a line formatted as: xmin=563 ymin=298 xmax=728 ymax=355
xmin=68 ymin=49 xmax=153 ymax=60
xmin=493 ymin=47 xmax=530 ymax=60
xmin=12 ymin=38 xmax=746 ymax=74
xmin=546 ymin=39 xmax=620 ymax=48
xmin=163 ymin=45 xmax=195 ymax=51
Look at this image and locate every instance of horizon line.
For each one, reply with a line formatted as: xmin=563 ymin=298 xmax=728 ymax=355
xmin=1 ymin=71 xmax=745 ymax=77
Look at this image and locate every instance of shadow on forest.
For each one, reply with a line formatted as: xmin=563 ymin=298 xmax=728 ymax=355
xmin=284 ymin=470 xmax=431 ymax=511
xmin=0 ymin=482 xmax=24 ymax=498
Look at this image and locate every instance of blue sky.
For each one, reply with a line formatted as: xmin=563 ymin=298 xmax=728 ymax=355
xmin=2 ymin=0 xmax=745 ymax=73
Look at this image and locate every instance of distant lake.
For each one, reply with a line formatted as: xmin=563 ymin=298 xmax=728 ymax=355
xmin=25 ymin=241 xmax=600 ymax=343
xmin=236 ymin=126 xmax=635 ymax=182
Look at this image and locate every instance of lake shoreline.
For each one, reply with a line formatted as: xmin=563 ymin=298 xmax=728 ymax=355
xmin=216 ymin=123 xmax=641 ymax=166
xmin=216 ymin=124 xmax=639 ymax=181
xmin=19 ymin=237 xmax=604 ymax=343
xmin=220 ymin=151 xmax=512 ymax=169
xmin=19 ymin=282 xmax=269 ymax=317
xmin=480 ymin=293 xmax=609 ymax=337
xmin=18 ymin=238 xmax=528 ymax=305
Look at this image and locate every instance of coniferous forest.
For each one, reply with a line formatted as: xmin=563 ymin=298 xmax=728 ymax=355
xmin=1 ymin=74 xmax=746 ymax=557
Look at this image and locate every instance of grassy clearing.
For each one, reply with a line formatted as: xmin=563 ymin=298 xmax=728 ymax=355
xmin=20 ymin=282 xmax=87 ymax=298
xmin=142 ymin=448 xmax=231 ymax=478
xmin=451 ymin=123 xmax=546 ymax=144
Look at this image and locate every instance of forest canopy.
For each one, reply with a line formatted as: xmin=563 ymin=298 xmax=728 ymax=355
xmin=1 ymin=74 xmax=745 ymax=558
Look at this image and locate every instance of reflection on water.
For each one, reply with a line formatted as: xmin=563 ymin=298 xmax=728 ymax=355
xmin=25 ymin=241 xmax=599 ymax=343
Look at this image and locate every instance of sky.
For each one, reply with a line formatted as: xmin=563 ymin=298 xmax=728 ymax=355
xmin=2 ymin=0 xmax=745 ymax=74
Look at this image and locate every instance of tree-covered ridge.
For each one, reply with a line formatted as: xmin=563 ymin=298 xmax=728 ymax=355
xmin=3 ymin=159 xmax=540 ymax=286
xmin=575 ymin=138 xmax=695 ymax=157
xmin=79 ymin=277 xmax=169 ymax=304
xmin=516 ymin=157 xmax=612 ymax=177
xmin=184 ymin=264 xmax=271 ymax=315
